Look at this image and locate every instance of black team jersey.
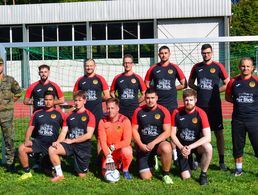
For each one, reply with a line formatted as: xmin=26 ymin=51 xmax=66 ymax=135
xmin=73 ymin=74 xmax=109 ymax=124
xmin=29 ymin=108 xmax=65 ymax=146
xmin=171 ymin=106 xmax=209 ymax=146
xmin=111 ymin=73 xmax=146 ymax=119
xmin=64 ymin=109 xmax=96 ymax=148
xmin=144 ymin=63 xmax=185 ymax=112
xmin=189 ymin=61 xmax=228 ymax=108
xmin=226 ymin=75 xmax=258 ymax=122
xmin=132 ymin=104 xmax=171 ymax=144
xmin=25 ymin=80 xmax=64 ymax=112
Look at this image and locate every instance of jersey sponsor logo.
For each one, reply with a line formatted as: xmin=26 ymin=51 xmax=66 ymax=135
xmin=249 ymin=81 xmax=256 ymax=88
xmin=180 ymin=128 xmax=195 ymax=141
xmin=93 ymin=79 xmax=98 ymax=85
xmin=131 ymin=78 xmax=136 ymax=84
xmin=192 ymin=117 xmax=198 ymax=124
xmin=69 ymin=127 xmax=84 ymax=139
xmin=48 ymin=87 xmax=53 ymax=91
xmin=37 ymin=98 xmax=45 ymax=107
xmin=51 ymin=114 xmax=56 ymax=119
xmin=157 ymin=79 xmax=171 ymax=90
xmin=38 ymin=124 xmax=54 ymax=137
xmin=121 ymin=88 xmax=134 ymax=100
xmin=120 ymin=80 xmax=124 ymax=83
xmin=81 ymin=116 xmax=87 ymax=121
xmin=168 ymin=69 xmax=173 ymax=74
xmin=236 ymin=92 xmax=254 ymax=103
xmin=210 ymin=68 xmax=216 ymax=73
xmin=154 ymin=114 xmax=160 ymax=120
xmin=86 ymin=90 xmax=97 ymax=101
xmin=141 ymin=125 xmax=158 ymax=136
xmin=198 ymin=78 xmax=213 ymax=90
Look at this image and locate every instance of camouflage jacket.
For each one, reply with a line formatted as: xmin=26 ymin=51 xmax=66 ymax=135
xmin=0 ymin=75 xmax=22 ymax=111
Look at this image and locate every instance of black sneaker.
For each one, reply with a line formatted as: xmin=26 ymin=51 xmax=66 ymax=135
xmin=6 ymin=163 xmax=17 ymax=173
xmin=232 ymin=169 xmax=243 ymax=177
xmin=219 ymin=163 xmax=228 ymax=171
xmin=199 ymin=174 xmax=208 ymax=185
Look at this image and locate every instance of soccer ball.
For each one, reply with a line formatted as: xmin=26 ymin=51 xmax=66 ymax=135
xmin=104 ymin=169 xmax=120 ymax=183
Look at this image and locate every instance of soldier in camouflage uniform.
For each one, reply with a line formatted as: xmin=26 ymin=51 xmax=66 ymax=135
xmin=0 ymin=57 xmax=22 ymax=172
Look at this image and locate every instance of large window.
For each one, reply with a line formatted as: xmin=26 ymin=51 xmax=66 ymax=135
xmin=140 ymin=22 xmax=154 ymax=58
xmin=0 ymin=27 xmax=10 ymax=42
xmin=123 ymin=23 xmax=137 ymax=39
xmin=92 ymin=23 xmax=106 ymax=58
xmin=12 ymin=27 xmax=22 ymax=42
xmin=29 ymin=26 xmax=42 ymax=42
xmin=44 ymin=25 xmax=57 ymax=42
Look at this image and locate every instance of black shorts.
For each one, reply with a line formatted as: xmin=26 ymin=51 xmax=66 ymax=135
xmin=136 ymin=144 xmax=159 ymax=173
xmin=61 ymin=142 xmax=92 ymax=173
xmin=201 ymin=106 xmax=223 ymax=131
xmin=177 ymin=148 xmax=198 ymax=173
xmin=232 ymin=119 xmax=258 ymax=158
xmin=32 ymin=139 xmax=50 ymax=156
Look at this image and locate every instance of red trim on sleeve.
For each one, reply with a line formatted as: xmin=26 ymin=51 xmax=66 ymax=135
xmin=213 ymin=61 xmax=229 ymax=80
xmin=64 ymin=112 xmax=73 ymax=126
xmin=171 ymin=108 xmax=180 ymax=126
xmin=134 ymin=73 xmax=147 ymax=91
xmin=196 ymin=107 xmax=210 ymax=129
xmin=25 ymin=81 xmax=40 ymax=98
xmin=29 ymin=109 xmax=42 ymax=126
xmin=86 ymin=109 xmax=96 ymax=128
xmin=144 ymin=64 xmax=157 ymax=82
xmin=110 ymin=73 xmax=122 ymax=91
xmin=171 ymin=63 xmax=186 ymax=81
xmin=131 ymin=106 xmax=142 ymax=125
xmin=49 ymin=81 xmax=64 ymax=98
xmin=96 ymin=74 xmax=109 ymax=90
xmin=252 ymin=75 xmax=258 ymax=82
xmin=157 ymin=104 xmax=171 ymax=124
xmin=189 ymin=63 xmax=199 ymax=80
xmin=73 ymin=76 xmax=84 ymax=92
xmin=226 ymin=77 xmax=236 ymax=97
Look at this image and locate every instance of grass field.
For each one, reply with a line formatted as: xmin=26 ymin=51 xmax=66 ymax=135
xmin=0 ymin=119 xmax=257 ymax=194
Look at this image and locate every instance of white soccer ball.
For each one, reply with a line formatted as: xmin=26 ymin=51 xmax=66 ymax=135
xmin=104 ymin=169 xmax=120 ymax=183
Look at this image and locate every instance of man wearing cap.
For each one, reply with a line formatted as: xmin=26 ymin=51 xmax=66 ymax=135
xmin=0 ymin=57 xmax=22 ymax=172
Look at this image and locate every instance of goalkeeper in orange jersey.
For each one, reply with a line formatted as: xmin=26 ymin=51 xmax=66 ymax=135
xmin=98 ymin=98 xmax=133 ymax=180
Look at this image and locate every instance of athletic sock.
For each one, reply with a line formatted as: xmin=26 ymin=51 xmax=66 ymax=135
xmin=24 ymin=167 xmax=30 ymax=173
xmin=219 ymin=155 xmax=224 ymax=164
xmin=173 ymin=149 xmax=178 ymax=161
xmin=54 ymin=165 xmax=63 ymax=176
xmin=236 ymin=163 xmax=242 ymax=171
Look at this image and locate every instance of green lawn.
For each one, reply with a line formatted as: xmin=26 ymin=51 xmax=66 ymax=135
xmin=0 ymin=119 xmax=257 ymax=194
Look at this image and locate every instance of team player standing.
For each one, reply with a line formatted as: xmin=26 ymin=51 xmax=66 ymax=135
xmin=10 ymin=44 xmax=255 ymax=184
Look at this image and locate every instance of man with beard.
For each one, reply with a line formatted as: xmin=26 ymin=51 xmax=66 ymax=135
xmin=171 ymin=89 xmax=212 ymax=185
xmin=188 ymin=44 xmax=229 ymax=170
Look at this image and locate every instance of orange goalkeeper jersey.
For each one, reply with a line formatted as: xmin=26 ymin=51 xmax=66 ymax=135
xmin=98 ymin=114 xmax=132 ymax=156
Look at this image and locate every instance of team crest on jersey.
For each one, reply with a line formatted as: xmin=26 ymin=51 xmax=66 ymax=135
xmin=249 ymin=81 xmax=256 ymax=88
xmin=131 ymin=78 xmax=136 ymax=84
xmin=168 ymin=69 xmax=173 ymax=74
xmin=116 ymin=126 xmax=121 ymax=131
xmin=210 ymin=68 xmax=216 ymax=73
xmin=81 ymin=116 xmax=87 ymax=121
xmin=48 ymin=87 xmax=54 ymax=91
xmin=51 ymin=114 xmax=56 ymax=119
xmin=192 ymin=117 xmax=198 ymax=124
xmin=93 ymin=79 xmax=98 ymax=85
xmin=154 ymin=114 xmax=161 ymax=120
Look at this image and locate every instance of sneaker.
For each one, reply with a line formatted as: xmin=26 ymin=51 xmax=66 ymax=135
xmin=154 ymin=155 xmax=159 ymax=171
xmin=199 ymin=174 xmax=208 ymax=185
xmin=219 ymin=163 xmax=228 ymax=171
xmin=162 ymin=175 xmax=173 ymax=184
xmin=51 ymin=175 xmax=65 ymax=182
xmin=123 ymin=171 xmax=132 ymax=180
xmin=191 ymin=161 xmax=198 ymax=171
xmin=232 ymin=169 xmax=243 ymax=177
xmin=18 ymin=172 xmax=32 ymax=181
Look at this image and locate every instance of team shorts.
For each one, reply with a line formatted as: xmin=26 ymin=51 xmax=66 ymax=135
xmin=61 ymin=142 xmax=92 ymax=173
xmin=136 ymin=144 xmax=160 ymax=173
xmin=32 ymin=139 xmax=50 ymax=156
xmin=232 ymin=119 xmax=258 ymax=158
xmin=201 ymin=106 xmax=223 ymax=131
xmin=177 ymin=148 xmax=199 ymax=173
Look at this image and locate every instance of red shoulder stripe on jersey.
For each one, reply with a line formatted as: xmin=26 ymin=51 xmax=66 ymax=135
xmin=195 ymin=107 xmax=210 ymax=129
xmin=25 ymin=81 xmax=40 ymax=98
xmin=95 ymin=74 xmax=109 ymax=90
xmin=144 ymin=64 xmax=158 ymax=82
xmin=170 ymin=63 xmax=186 ymax=80
xmin=63 ymin=111 xmax=74 ymax=126
xmin=225 ymin=76 xmax=239 ymax=96
xmin=213 ymin=61 xmax=229 ymax=80
xmin=171 ymin=108 xmax=180 ymax=126
xmin=252 ymin=75 xmax=258 ymax=82
xmin=189 ymin=62 xmax=201 ymax=79
xmin=29 ymin=109 xmax=43 ymax=126
xmin=49 ymin=81 xmax=64 ymax=98
xmin=86 ymin=109 xmax=96 ymax=128
xmin=134 ymin=73 xmax=147 ymax=91
xmin=73 ymin=76 xmax=85 ymax=92
xmin=110 ymin=73 xmax=123 ymax=91
xmin=131 ymin=106 xmax=143 ymax=125
xmin=157 ymin=104 xmax=171 ymax=124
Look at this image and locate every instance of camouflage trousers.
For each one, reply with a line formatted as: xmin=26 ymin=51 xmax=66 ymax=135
xmin=0 ymin=110 xmax=15 ymax=165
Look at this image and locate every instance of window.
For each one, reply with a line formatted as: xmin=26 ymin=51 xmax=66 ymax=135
xmin=12 ymin=27 xmax=22 ymax=42
xmin=108 ymin=23 xmax=121 ymax=40
xmin=92 ymin=23 xmax=106 ymax=58
xmin=29 ymin=26 xmax=42 ymax=42
xmin=74 ymin=25 xmax=87 ymax=41
xmin=44 ymin=25 xmax=57 ymax=42
xmin=59 ymin=25 xmax=72 ymax=41
xmin=123 ymin=23 xmax=137 ymax=39
xmin=140 ymin=22 xmax=154 ymax=58
xmin=0 ymin=27 xmax=10 ymax=42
